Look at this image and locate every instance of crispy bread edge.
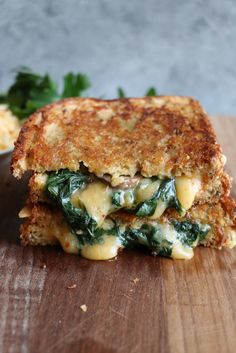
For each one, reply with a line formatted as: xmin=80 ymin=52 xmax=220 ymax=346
xmin=11 ymin=96 xmax=224 ymax=179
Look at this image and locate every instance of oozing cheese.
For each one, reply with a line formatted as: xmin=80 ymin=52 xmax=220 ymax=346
xmin=70 ymin=178 xmax=163 ymax=225
xmin=175 ymin=176 xmax=201 ymax=210
xmin=81 ymin=235 xmax=122 ymax=260
xmin=149 ymin=200 xmax=167 ymax=219
xmin=71 ymin=182 xmax=113 ymax=226
xmin=57 ymin=231 xmax=80 ymax=254
xmin=41 ymin=222 xmax=80 ymax=254
xmin=39 ymin=172 xmax=203 ymax=261
xmin=55 ymin=222 xmax=195 ymax=260
xmin=171 ymin=243 xmax=194 ymax=260
xmin=160 ymin=224 xmax=194 ymax=260
xmin=136 ymin=179 xmax=160 ymax=203
xmin=70 ymin=175 xmax=201 ymax=225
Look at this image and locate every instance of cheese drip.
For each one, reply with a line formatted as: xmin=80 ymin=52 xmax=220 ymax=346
xmin=81 ymin=235 xmax=122 ymax=260
xmin=175 ymin=176 xmax=201 ymax=210
xmin=71 ymin=181 xmax=113 ymax=226
xmin=136 ymin=179 xmax=161 ymax=203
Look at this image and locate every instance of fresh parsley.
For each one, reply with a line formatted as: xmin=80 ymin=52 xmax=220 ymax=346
xmin=117 ymin=86 xmax=157 ymax=98
xmin=117 ymin=87 xmax=126 ymax=98
xmin=145 ymin=87 xmax=157 ymax=96
xmin=0 ymin=67 xmax=158 ymax=119
xmin=0 ymin=67 xmax=91 ymax=119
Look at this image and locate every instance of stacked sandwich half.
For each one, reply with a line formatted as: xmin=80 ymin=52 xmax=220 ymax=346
xmin=11 ymin=96 xmax=236 ymax=260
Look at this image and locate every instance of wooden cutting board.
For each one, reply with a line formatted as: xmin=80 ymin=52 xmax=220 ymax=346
xmin=0 ymin=116 xmax=236 ymax=353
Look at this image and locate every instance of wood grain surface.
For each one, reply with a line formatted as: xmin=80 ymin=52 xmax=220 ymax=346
xmin=0 ymin=116 xmax=236 ymax=353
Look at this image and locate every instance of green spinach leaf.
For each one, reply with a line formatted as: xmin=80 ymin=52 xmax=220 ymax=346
xmin=136 ymin=178 xmax=182 ymax=217
xmin=119 ymin=224 xmax=172 ymax=257
xmin=112 ymin=191 xmax=124 ymax=208
xmin=45 ymin=169 xmax=95 ymax=232
xmin=172 ymin=220 xmax=210 ymax=246
xmin=45 ymin=170 xmax=209 ymax=258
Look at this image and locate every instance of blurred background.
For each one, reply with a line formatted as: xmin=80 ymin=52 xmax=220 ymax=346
xmin=0 ymin=0 xmax=236 ymax=114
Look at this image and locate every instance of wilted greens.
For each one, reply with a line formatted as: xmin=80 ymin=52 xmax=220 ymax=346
xmin=45 ymin=169 xmax=210 ymax=257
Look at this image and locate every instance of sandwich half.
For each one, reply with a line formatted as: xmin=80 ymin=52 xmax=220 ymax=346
xmin=11 ymin=96 xmax=236 ymax=260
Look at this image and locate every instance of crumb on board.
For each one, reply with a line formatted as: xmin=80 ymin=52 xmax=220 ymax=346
xmin=42 ymin=263 xmax=47 ymax=269
xmin=67 ymin=284 xmax=77 ymax=289
xmin=133 ymin=277 xmax=140 ymax=284
xmin=80 ymin=304 xmax=87 ymax=312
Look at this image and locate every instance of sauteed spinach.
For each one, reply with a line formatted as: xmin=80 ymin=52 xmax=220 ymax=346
xmin=45 ymin=169 xmax=210 ymax=258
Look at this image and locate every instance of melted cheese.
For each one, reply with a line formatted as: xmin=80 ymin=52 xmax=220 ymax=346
xmin=81 ymin=236 xmax=122 ymax=260
xmin=58 ymin=231 xmax=80 ymax=254
xmin=123 ymin=191 xmax=134 ymax=208
xmin=71 ymin=182 xmax=112 ymax=226
xmin=136 ymin=179 xmax=160 ymax=203
xmin=70 ymin=178 xmax=161 ymax=225
xmin=149 ymin=200 xmax=167 ymax=219
xmin=39 ymin=223 xmax=80 ymax=255
xmin=161 ymin=224 xmax=194 ymax=260
xmin=42 ymin=174 xmax=202 ymax=260
xmin=171 ymin=243 xmax=194 ymax=260
xmin=175 ymin=176 xmax=201 ymax=210
xmin=45 ymin=215 xmax=197 ymax=260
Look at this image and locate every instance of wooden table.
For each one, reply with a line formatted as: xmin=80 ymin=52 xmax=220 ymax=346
xmin=0 ymin=116 xmax=236 ymax=353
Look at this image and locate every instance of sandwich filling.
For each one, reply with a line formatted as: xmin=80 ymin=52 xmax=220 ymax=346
xmin=40 ymin=168 xmax=210 ymax=260
xmin=45 ymin=169 xmax=201 ymax=223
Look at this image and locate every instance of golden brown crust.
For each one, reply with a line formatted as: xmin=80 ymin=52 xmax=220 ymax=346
xmin=20 ymin=203 xmax=63 ymax=246
xmin=21 ymin=196 xmax=236 ymax=250
xmin=11 ymin=96 xmax=226 ymax=186
xmin=28 ymin=173 xmax=49 ymax=204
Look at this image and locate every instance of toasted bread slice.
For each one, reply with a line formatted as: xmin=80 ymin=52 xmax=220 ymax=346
xmin=12 ymin=97 xmax=227 ymax=188
xmin=11 ymin=96 xmax=231 ymax=207
xmin=20 ymin=196 xmax=236 ymax=260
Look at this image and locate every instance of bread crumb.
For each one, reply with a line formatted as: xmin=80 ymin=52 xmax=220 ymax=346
xmin=133 ymin=278 xmax=140 ymax=284
xmin=67 ymin=284 xmax=77 ymax=289
xmin=80 ymin=304 xmax=87 ymax=312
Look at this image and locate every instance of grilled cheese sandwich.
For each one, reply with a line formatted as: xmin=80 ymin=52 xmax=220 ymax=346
xmin=12 ymin=96 xmax=236 ymax=260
